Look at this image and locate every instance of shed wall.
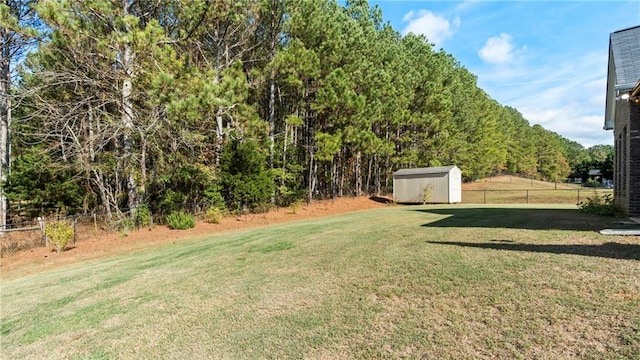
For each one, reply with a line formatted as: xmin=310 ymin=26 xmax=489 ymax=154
xmin=449 ymin=167 xmax=462 ymax=203
xmin=394 ymin=173 xmax=450 ymax=203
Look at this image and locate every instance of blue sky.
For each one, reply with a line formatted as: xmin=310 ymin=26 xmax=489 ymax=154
xmin=366 ymin=0 xmax=640 ymax=148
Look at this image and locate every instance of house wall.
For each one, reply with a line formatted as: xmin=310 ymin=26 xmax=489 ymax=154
xmin=615 ymin=99 xmax=640 ymax=217
xmin=614 ymin=101 xmax=629 ymax=213
xmin=629 ymin=100 xmax=640 ymax=217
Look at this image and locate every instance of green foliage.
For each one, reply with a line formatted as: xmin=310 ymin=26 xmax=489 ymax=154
xmin=134 ymin=205 xmax=153 ymax=229
xmin=221 ymin=140 xmax=274 ymax=213
xmin=272 ymin=167 xmax=304 ymax=207
xmin=4 ymin=148 xmax=85 ymax=213
xmin=150 ymin=164 xmax=224 ymax=215
xmin=584 ymin=179 xmax=601 ymax=188
xmin=45 ymin=221 xmax=74 ymax=253
xmin=578 ymin=193 xmax=619 ymax=217
xmin=8 ymin=0 xmax=598 ymax=219
xmin=165 ymin=211 xmax=195 ymax=230
xmin=289 ymin=199 xmax=304 ymax=214
xmin=204 ymin=207 xmax=225 ymax=224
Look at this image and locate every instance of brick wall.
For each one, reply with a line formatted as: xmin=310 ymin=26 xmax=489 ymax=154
xmin=614 ymin=100 xmax=630 ymax=214
xmin=628 ymin=100 xmax=640 ymax=217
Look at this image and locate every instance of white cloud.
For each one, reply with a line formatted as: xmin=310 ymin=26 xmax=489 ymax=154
xmin=478 ymin=33 xmax=521 ymax=64
xmin=519 ymin=106 xmax=612 ymax=148
xmin=474 ymin=52 xmax=611 ymax=147
xmin=401 ymin=10 xmax=460 ymax=47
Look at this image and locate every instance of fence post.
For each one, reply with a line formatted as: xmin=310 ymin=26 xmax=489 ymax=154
xmin=483 ymin=190 xmax=486 ymax=204
xmin=526 ymin=190 xmax=529 ymax=204
xmin=37 ymin=217 xmax=46 ymax=246
xmin=73 ymin=216 xmax=78 ymax=245
xmin=577 ymin=189 xmax=580 ymax=204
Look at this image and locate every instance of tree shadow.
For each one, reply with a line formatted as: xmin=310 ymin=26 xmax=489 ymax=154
xmin=427 ymin=240 xmax=640 ymax=261
xmin=415 ymin=207 xmax=632 ymax=232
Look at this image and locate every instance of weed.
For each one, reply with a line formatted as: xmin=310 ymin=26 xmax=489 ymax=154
xmin=578 ymin=192 xmax=619 ymax=216
xmin=204 ymin=207 xmax=225 ymax=224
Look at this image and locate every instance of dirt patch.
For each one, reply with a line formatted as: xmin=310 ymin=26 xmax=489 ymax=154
xmin=0 ymin=196 xmax=388 ymax=280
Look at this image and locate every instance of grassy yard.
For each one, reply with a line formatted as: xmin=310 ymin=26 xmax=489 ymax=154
xmin=1 ymin=205 xmax=639 ymax=359
xmin=462 ymin=176 xmax=612 ymax=204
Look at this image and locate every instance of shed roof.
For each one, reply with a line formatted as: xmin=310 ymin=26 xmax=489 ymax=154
xmin=604 ymin=25 xmax=640 ymax=130
xmin=393 ymin=165 xmax=458 ymax=176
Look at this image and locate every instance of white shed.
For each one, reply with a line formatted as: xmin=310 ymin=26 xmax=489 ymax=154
xmin=393 ymin=166 xmax=462 ymax=204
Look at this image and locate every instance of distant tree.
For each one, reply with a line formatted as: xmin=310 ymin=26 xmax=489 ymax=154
xmin=0 ymin=0 xmax=41 ymax=226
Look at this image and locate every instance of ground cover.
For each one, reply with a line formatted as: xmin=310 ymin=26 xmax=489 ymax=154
xmin=1 ymin=204 xmax=638 ymax=359
xmin=463 ymin=176 xmax=612 ymax=204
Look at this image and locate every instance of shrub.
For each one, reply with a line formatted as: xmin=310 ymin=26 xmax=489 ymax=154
xmin=134 ymin=204 xmax=153 ymax=228
xmin=166 ymin=211 xmax=195 ymax=230
xmin=289 ymin=198 xmax=304 ymax=214
xmin=45 ymin=221 xmax=74 ymax=253
xmin=584 ymin=178 xmax=601 ymax=188
xmin=204 ymin=207 xmax=225 ymax=224
xmin=578 ymin=193 xmax=619 ymax=216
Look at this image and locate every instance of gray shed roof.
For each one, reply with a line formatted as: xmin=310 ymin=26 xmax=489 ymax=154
xmin=604 ymin=25 xmax=640 ymax=130
xmin=393 ymin=165 xmax=458 ymax=176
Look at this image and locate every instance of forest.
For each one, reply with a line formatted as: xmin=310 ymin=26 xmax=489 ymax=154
xmin=1 ymin=0 xmax=613 ymax=222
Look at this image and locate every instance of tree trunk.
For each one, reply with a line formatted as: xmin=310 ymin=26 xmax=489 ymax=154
xmin=0 ymin=28 xmax=11 ymax=228
xmin=307 ymin=149 xmax=316 ymax=203
xmin=355 ymin=150 xmax=362 ymax=196
xmin=121 ymin=2 xmax=137 ymax=217
xmin=268 ymin=75 xmax=276 ymax=165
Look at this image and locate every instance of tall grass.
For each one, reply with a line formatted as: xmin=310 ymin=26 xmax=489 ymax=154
xmin=1 ymin=205 xmax=639 ymax=359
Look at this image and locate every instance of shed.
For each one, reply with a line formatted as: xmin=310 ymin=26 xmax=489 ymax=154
xmin=393 ymin=166 xmax=462 ymax=204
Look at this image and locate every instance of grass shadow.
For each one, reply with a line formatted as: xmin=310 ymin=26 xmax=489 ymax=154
xmin=427 ymin=241 xmax=640 ymax=261
xmin=416 ymin=207 xmax=632 ymax=232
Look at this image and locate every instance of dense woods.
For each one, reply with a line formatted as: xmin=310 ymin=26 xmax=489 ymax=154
xmin=1 ymin=0 xmax=611 ymax=222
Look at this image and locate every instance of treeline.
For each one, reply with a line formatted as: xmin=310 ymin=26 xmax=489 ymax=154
xmin=1 ymin=0 xmax=603 ymax=220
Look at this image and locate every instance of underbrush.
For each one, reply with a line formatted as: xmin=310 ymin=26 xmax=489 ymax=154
xmin=166 ymin=211 xmax=196 ymax=230
xmin=578 ymin=193 xmax=620 ymax=216
xmin=0 ymin=231 xmax=42 ymax=257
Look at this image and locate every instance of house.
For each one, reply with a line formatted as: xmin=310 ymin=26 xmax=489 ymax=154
xmin=604 ymin=25 xmax=640 ymax=217
xmin=393 ymin=165 xmax=462 ymax=204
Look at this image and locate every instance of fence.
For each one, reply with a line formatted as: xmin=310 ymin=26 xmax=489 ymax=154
xmin=462 ymin=188 xmax=614 ymax=205
xmin=0 ymin=212 xmax=119 ymax=257
xmin=0 ymin=206 xmax=196 ymax=257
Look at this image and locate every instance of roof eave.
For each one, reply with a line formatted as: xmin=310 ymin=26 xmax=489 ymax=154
xmin=604 ymin=44 xmax=616 ymax=130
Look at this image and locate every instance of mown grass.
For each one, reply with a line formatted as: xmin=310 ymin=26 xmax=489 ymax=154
xmin=1 ymin=205 xmax=639 ymax=359
xmin=462 ymin=176 xmax=612 ymax=204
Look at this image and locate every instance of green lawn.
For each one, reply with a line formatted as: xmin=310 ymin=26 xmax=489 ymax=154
xmin=1 ymin=205 xmax=639 ymax=359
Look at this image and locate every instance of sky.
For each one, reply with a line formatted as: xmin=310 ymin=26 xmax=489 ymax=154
xmin=366 ymin=0 xmax=640 ymax=148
